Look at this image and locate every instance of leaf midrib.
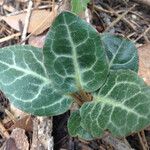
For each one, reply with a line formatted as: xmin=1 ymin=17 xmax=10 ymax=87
xmin=109 ymin=40 xmax=124 ymax=68
xmin=94 ymin=95 xmax=148 ymax=119
xmin=0 ymin=60 xmax=51 ymax=84
xmin=63 ymin=13 xmax=82 ymax=89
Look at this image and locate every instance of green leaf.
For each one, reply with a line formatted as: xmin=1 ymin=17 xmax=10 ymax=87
xmin=43 ymin=11 xmax=109 ymax=93
xmin=68 ymin=110 xmax=94 ymax=140
xmin=71 ymin=0 xmax=90 ymax=14
xmin=0 ymin=45 xmax=72 ymax=116
xmin=80 ymin=70 xmax=150 ymax=138
xmin=101 ymin=33 xmax=138 ymax=72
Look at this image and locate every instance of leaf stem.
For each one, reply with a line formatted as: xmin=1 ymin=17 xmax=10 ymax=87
xmin=70 ymin=93 xmax=83 ymax=106
xmin=70 ymin=90 xmax=93 ymax=107
xmin=79 ymin=89 xmax=92 ymax=102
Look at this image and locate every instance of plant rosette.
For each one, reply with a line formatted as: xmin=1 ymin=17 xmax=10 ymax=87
xmin=0 ymin=11 xmax=150 ymax=140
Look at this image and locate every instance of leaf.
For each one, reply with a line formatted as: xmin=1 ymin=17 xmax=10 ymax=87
xmin=2 ymin=10 xmax=56 ymax=35
xmin=43 ymin=11 xmax=109 ymax=93
xmin=0 ymin=45 xmax=72 ymax=116
xmin=71 ymin=0 xmax=90 ymax=14
xmin=68 ymin=110 xmax=94 ymax=140
xmin=80 ymin=70 xmax=150 ymax=138
xmin=101 ymin=33 xmax=138 ymax=72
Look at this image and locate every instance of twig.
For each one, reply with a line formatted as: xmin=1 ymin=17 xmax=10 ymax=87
xmin=117 ymin=9 xmax=150 ymax=27
xmin=20 ymin=5 xmax=58 ymax=44
xmin=144 ymin=35 xmax=149 ymax=43
xmin=0 ymin=32 xmax=21 ymax=43
xmin=127 ymin=32 xmax=136 ymax=38
xmin=0 ymin=121 xmax=9 ymax=139
xmin=134 ymin=26 xmax=150 ymax=42
xmin=138 ymin=132 xmax=148 ymax=150
xmin=5 ymin=5 xmax=52 ymax=17
xmin=1 ymin=4 xmax=16 ymax=12
xmin=94 ymin=5 xmax=136 ymax=31
xmin=105 ymin=5 xmax=136 ymax=31
xmin=5 ymin=109 xmax=16 ymax=123
xmin=94 ymin=5 xmax=113 ymax=14
xmin=132 ymin=0 xmax=150 ymax=6
xmin=21 ymin=0 xmax=33 ymax=45
xmin=141 ymin=130 xmax=149 ymax=150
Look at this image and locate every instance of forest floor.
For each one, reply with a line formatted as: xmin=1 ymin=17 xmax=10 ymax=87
xmin=0 ymin=0 xmax=150 ymax=149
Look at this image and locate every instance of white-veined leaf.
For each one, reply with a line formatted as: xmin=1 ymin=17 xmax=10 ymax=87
xmin=80 ymin=70 xmax=150 ymax=138
xmin=68 ymin=110 xmax=94 ymax=140
xmin=43 ymin=11 xmax=109 ymax=93
xmin=101 ymin=34 xmax=138 ymax=72
xmin=0 ymin=45 xmax=72 ymax=116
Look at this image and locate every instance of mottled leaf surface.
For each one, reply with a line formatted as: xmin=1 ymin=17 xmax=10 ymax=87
xmin=80 ymin=70 xmax=150 ymax=138
xmin=43 ymin=11 xmax=108 ymax=93
xmin=0 ymin=46 xmax=72 ymax=116
xmin=101 ymin=34 xmax=138 ymax=72
xmin=68 ymin=110 xmax=94 ymax=140
xmin=71 ymin=0 xmax=90 ymax=14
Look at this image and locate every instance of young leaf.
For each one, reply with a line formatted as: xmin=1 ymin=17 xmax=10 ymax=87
xmin=80 ymin=70 xmax=150 ymax=138
xmin=101 ymin=33 xmax=138 ymax=72
xmin=71 ymin=0 xmax=90 ymax=14
xmin=68 ymin=110 xmax=94 ymax=140
xmin=43 ymin=11 xmax=109 ymax=93
xmin=0 ymin=45 xmax=72 ymax=116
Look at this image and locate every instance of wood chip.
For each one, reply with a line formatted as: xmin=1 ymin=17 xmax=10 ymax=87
xmin=0 ymin=121 xmax=9 ymax=139
xmin=10 ymin=128 xmax=29 ymax=150
xmin=37 ymin=117 xmax=53 ymax=150
xmin=103 ymin=135 xmax=133 ymax=150
xmin=5 ymin=138 xmax=18 ymax=150
xmin=138 ymin=43 xmax=150 ymax=85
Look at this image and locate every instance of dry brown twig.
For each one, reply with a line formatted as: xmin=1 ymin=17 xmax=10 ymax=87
xmin=21 ymin=0 xmax=33 ymax=44
xmin=132 ymin=0 xmax=150 ymax=6
xmin=0 ymin=121 xmax=9 ymax=139
xmin=1 ymin=4 xmax=16 ymax=12
xmin=138 ymin=131 xmax=149 ymax=150
xmin=4 ymin=109 xmax=16 ymax=123
xmin=93 ymin=5 xmax=113 ymax=14
xmin=105 ymin=4 xmax=136 ymax=31
xmin=20 ymin=4 xmax=57 ymax=44
xmin=118 ymin=9 xmax=149 ymax=25
xmin=94 ymin=5 xmax=136 ymax=31
xmin=0 ymin=32 xmax=21 ymax=43
xmin=134 ymin=25 xmax=150 ymax=42
xmin=141 ymin=130 xmax=149 ymax=150
xmin=5 ymin=5 xmax=52 ymax=17
xmin=127 ymin=32 xmax=136 ymax=38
